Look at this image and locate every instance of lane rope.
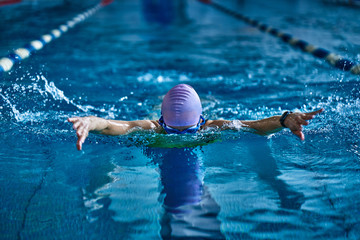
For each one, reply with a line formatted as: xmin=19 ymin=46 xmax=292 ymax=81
xmin=0 ymin=1 xmax=112 ymax=73
xmin=199 ymin=0 xmax=360 ymax=75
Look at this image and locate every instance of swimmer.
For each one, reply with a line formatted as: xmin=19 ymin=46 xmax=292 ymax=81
xmin=68 ymin=84 xmax=323 ymax=150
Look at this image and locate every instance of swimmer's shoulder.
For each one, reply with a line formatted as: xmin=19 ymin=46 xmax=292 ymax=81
xmin=150 ymin=120 xmax=165 ymax=133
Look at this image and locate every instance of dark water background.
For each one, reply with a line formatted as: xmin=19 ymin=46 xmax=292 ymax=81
xmin=0 ymin=0 xmax=360 ymax=239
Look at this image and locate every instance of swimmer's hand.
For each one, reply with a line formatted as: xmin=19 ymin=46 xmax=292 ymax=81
xmin=68 ymin=116 xmax=161 ymax=150
xmin=68 ymin=117 xmax=94 ymax=151
xmin=283 ymin=109 xmax=324 ymax=141
xmin=222 ymin=108 xmax=324 ymax=140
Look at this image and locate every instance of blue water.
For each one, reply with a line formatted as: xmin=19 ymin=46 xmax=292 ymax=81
xmin=1 ymin=0 xmax=360 ymax=239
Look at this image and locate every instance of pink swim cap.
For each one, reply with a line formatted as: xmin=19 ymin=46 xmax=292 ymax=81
xmin=161 ymin=84 xmax=202 ymax=127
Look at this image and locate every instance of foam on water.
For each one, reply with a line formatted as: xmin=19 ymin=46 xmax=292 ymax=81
xmin=1 ymin=0 xmax=360 ymax=238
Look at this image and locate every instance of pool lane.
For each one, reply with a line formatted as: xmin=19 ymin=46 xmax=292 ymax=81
xmin=198 ymin=0 xmax=360 ymax=74
xmin=0 ymin=1 xmax=109 ymax=73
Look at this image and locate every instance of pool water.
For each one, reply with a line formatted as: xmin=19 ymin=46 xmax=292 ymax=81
xmin=1 ymin=0 xmax=360 ymax=239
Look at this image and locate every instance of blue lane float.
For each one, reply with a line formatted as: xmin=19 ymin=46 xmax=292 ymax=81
xmin=0 ymin=3 xmax=105 ymax=73
xmin=199 ymin=0 xmax=360 ymax=75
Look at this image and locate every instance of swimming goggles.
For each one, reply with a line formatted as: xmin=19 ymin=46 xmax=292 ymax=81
xmin=158 ymin=115 xmax=205 ymax=134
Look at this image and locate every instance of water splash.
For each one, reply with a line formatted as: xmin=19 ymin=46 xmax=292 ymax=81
xmin=0 ymin=74 xmax=110 ymax=123
xmin=0 ymin=92 xmax=22 ymax=122
xmin=39 ymin=75 xmax=94 ymax=113
xmin=136 ymin=71 xmax=191 ymax=83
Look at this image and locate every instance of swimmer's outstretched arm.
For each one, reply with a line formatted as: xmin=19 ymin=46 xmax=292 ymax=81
xmin=204 ymin=109 xmax=323 ymax=140
xmin=68 ymin=116 xmax=160 ymax=150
